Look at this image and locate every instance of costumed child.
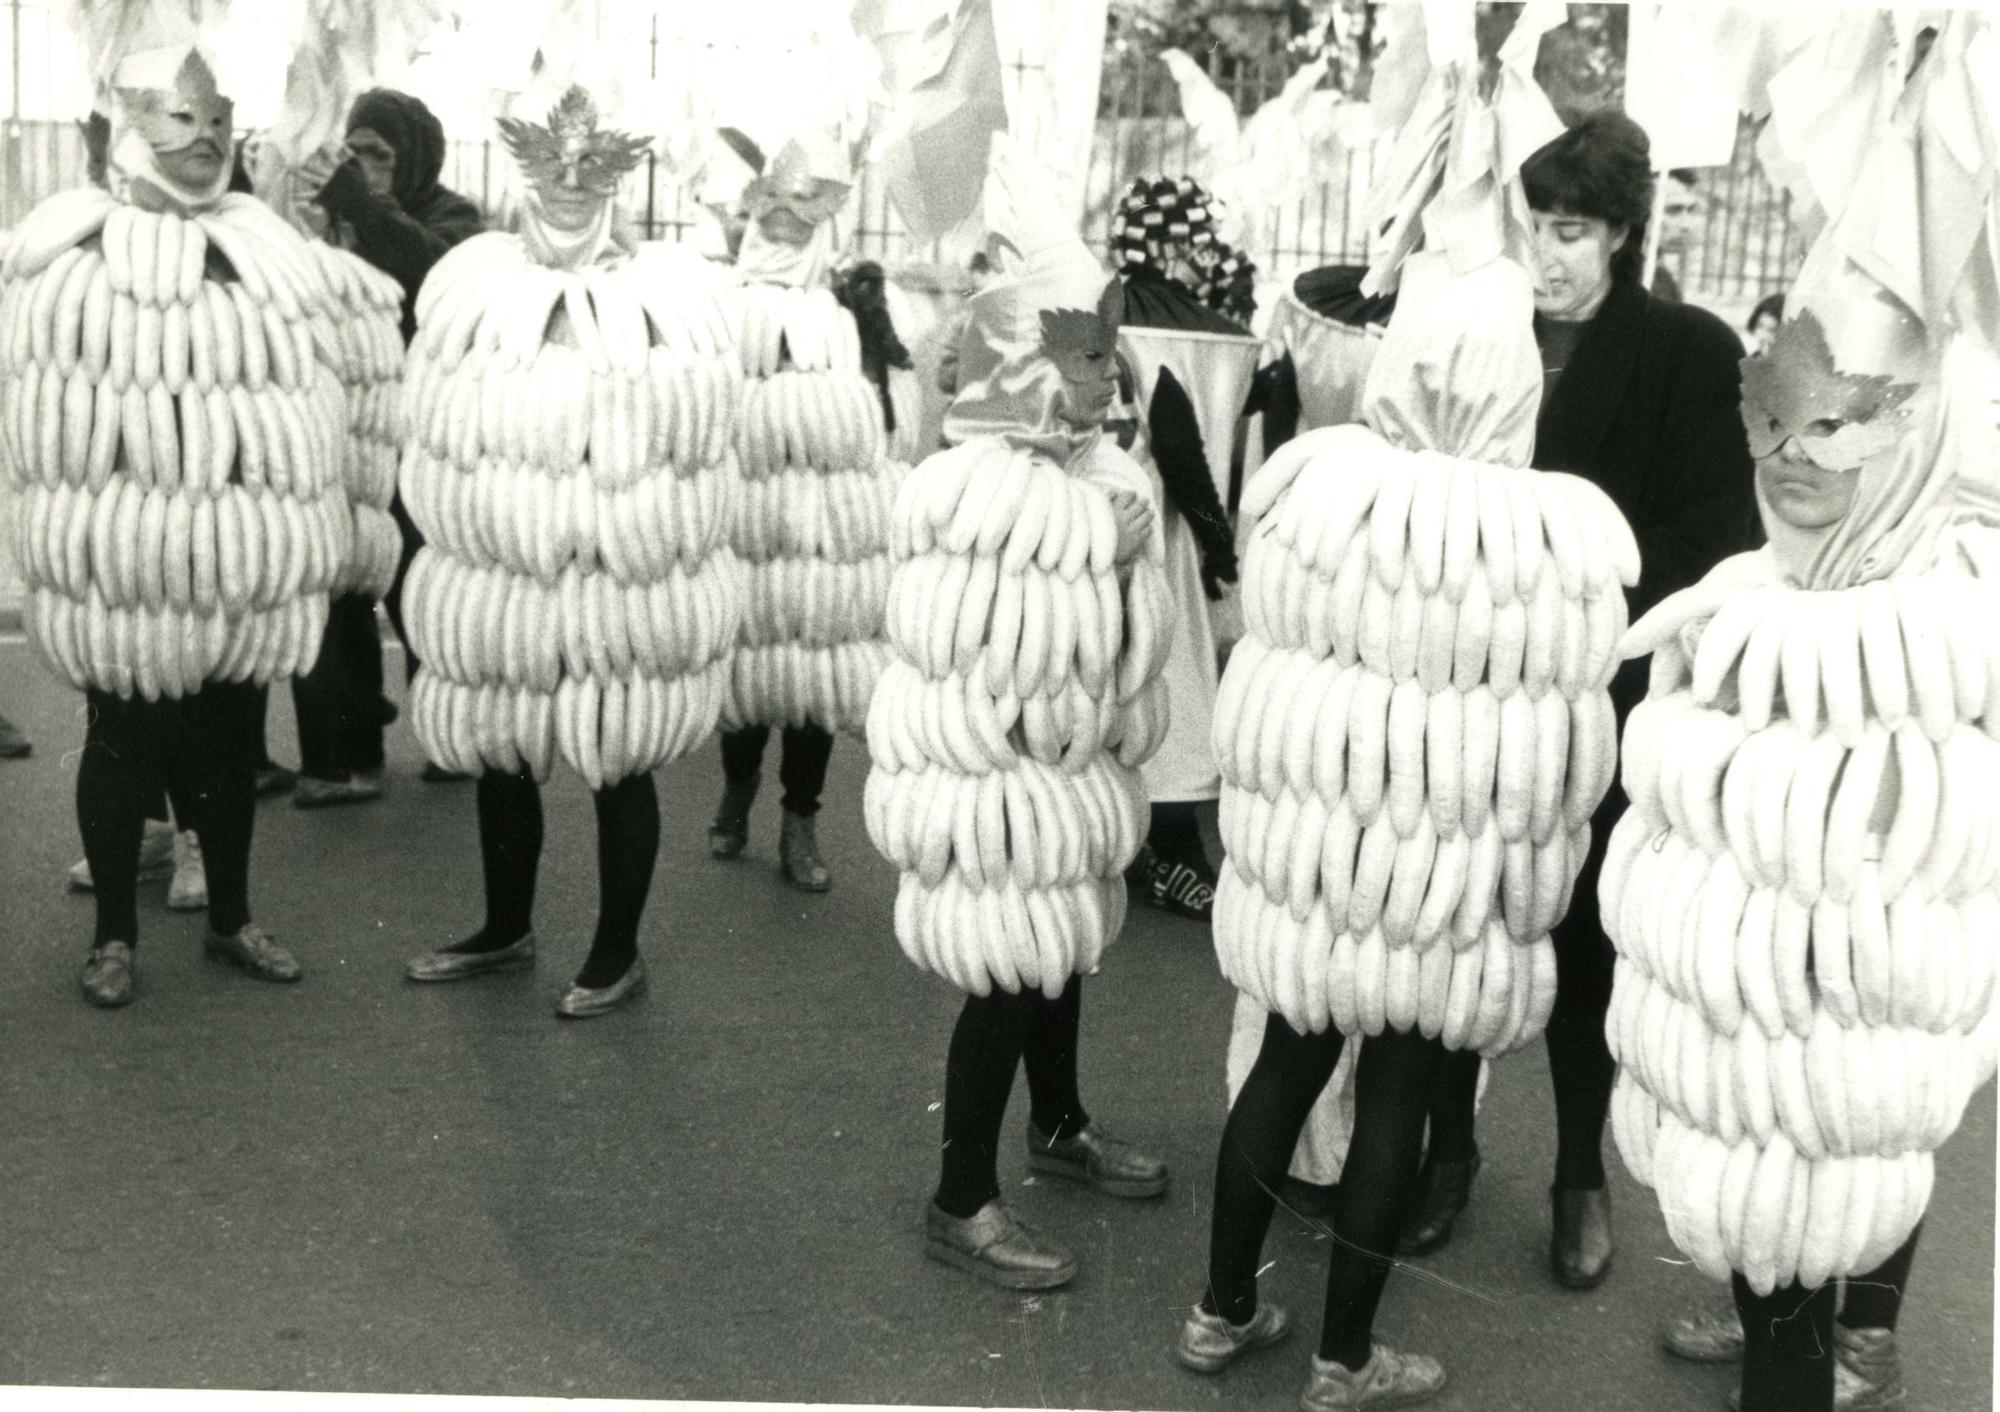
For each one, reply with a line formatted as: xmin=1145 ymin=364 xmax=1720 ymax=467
xmin=395 ymin=82 xmax=741 ymax=1018
xmin=1106 ymin=175 xmax=1262 ymax=923
xmin=708 ymin=123 xmax=910 ymax=891
xmin=864 ymin=147 xmax=1176 ymax=1290
xmin=2 ymin=2 xmax=350 ymax=1006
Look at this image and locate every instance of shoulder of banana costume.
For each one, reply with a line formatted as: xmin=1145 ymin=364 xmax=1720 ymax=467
xmin=395 ymin=89 xmax=744 ymax=789
xmin=722 ymin=131 xmax=911 ymax=737
xmin=0 ymin=45 xmax=345 ymax=703
xmin=1212 ymin=252 xmax=1638 ymax=1053
xmin=863 ymin=158 xmax=1175 ymax=997
xmin=1597 ymin=10 xmax=2000 ymax=1300
xmin=1257 ymin=266 xmax=1396 ymax=443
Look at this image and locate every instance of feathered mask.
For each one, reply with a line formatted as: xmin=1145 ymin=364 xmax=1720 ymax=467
xmin=498 ymin=85 xmax=652 ymax=201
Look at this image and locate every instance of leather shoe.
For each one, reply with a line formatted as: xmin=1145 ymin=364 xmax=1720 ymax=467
xmin=406 ymin=933 xmax=537 ymax=983
xmin=1396 ymin=1151 xmax=1479 ymax=1256
xmin=555 ymin=956 xmax=647 ymax=1019
xmin=709 ymin=778 xmax=759 ymax=859
xmin=1550 ymin=1184 xmax=1613 ymax=1289
xmin=1176 ymin=1302 xmax=1291 ymax=1374
xmin=779 ymin=808 xmax=831 ymax=891
xmin=1662 ymin=1302 xmax=1743 ymax=1363
xmin=1027 ymin=1121 xmax=1168 ymax=1199
xmin=81 ymin=942 xmax=136 ymax=1007
xmin=924 ymin=1200 xmax=1076 ymax=1290
xmin=204 ymin=924 xmax=302 ymax=982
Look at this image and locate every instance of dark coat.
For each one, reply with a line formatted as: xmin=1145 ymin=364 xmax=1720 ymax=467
xmin=317 ymin=89 xmax=484 ymax=344
xmin=1533 ymin=276 xmax=1760 ymax=626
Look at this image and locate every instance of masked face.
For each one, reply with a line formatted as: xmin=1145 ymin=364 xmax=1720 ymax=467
xmin=1040 ymin=278 xmax=1124 ymax=431
xmin=1757 ymin=444 xmax=1861 ymax=530
xmin=116 ymin=50 xmax=234 ymax=193
xmin=745 ymin=141 xmax=849 ymax=248
xmin=345 ymin=127 xmax=396 ymax=198
xmin=1740 ymin=310 xmax=1920 ymax=473
xmin=499 ymin=86 xmax=650 ymax=234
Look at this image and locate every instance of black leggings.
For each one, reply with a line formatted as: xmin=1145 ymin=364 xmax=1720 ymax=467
xmin=77 ymin=682 xmax=261 ymax=946
xmin=1205 ymin=1017 xmax=1444 ymax=1369
xmin=381 ymin=493 xmax=423 ymax=687
xmin=934 ymin=976 xmax=1090 ymax=1218
xmin=462 ymin=767 xmax=660 ymax=988
xmin=292 ymin=592 xmax=389 ymax=781
xmin=1733 ymin=1221 xmax=1923 ymax=1411
xmin=721 ymin=724 xmax=833 ymax=817
xmin=1147 ymin=802 xmax=1212 ymax=870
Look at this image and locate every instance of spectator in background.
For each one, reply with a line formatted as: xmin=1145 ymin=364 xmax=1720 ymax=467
xmin=292 ymin=91 xmax=484 ymax=790
xmin=1649 ymin=168 xmax=1704 ymax=305
xmin=1747 ymin=291 xmax=1786 ymax=356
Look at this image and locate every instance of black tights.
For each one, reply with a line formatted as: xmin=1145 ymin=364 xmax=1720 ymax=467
xmin=1147 ymin=802 xmax=1212 ymax=871
xmin=721 ymin=724 xmax=834 ymax=816
xmin=449 ymin=767 xmax=660 ymax=988
xmin=1204 ymin=1018 xmax=1444 ymax=1369
xmin=934 ymin=977 xmax=1090 ymax=1218
xmin=76 ymin=682 xmax=261 ymax=946
xmin=1733 ymin=1222 xmax=1922 ymax=1412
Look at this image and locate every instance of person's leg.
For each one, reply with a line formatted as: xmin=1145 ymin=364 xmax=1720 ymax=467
xmin=1317 ymin=1028 xmax=1446 ymax=1368
xmin=1399 ymin=1048 xmax=1482 ymax=1255
xmin=1203 ymin=1014 xmax=1348 ymax=1324
xmin=1831 ymin=1221 xmax=1917 ymax=1406
xmin=1022 ymin=975 xmax=1089 ymax=1141
xmin=777 ymin=725 xmax=834 ymax=889
xmin=383 ymin=495 xmax=423 ymax=687
xmin=1546 ymin=798 xmax=1619 ymax=1287
xmin=1735 ymin=1274 xmax=1838 ymax=1411
xmin=250 ymin=684 xmax=295 ymax=794
xmin=405 ymin=767 xmax=543 ymax=980
xmin=935 ymin=987 xmax=1041 ymax=1218
xmin=711 ymin=726 xmax=767 ymax=857
xmin=572 ymin=771 xmax=659 ymax=990
xmin=174 ymin=680 xmax=262 ymax=938
xmin=76 ymin=691 xmax=159 ymax=949
xmin=1839 ymin=1222 xmax=1920 ymax=1332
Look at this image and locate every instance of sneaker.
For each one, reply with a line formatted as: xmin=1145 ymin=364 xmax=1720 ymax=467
xmin=1832 ymin=1325 xmax=1906 ymax=1411
xmin=1662 ymin=1302 xmax=1743 ymax=1363
xmin=1299 ymin=1344 xmax=1447 ymax=1411
xmin=67 ymin=819 xmax=177 ymax=893
xmin=1137 ymin=849 xmax=1216 ymax=922
xmin=203 ymin=924 xmax=302 ymax=983
xmin=166 ymin=831 xmax=207 ymax=911
xmin=1176 ymin=1302 xmax=1291 ymax=1374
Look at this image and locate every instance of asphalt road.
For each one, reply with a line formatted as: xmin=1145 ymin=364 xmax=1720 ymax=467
xmin=0 ymin=634 xmax=1991 ymax=1410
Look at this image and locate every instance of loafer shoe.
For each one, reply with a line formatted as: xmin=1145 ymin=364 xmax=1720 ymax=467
xmin=1027 ymin=1122 xmax=1168 ymax=1199
xmin=405 ymin=933 xmax=537 ymax=983
xmin=1396 ymin=1151 xmax=1479 ymax=1256
xmin=923 ymin=1200 xmax=1076 ymax=1291
xmin=1662 ymin=1303 xmax=1744 ymax=1363
xmin=1176 ymin=1302 xmax=1291 ymax=1374
xmin=1550 ymin=1184 xmax=1613 ymax=1289
xmin=1300 ymin=1343 xmax=1447 ymax=1411
xmin=81 ymin=942 xmax=136 ymax=1007
xmin=555 ymin=957 xmax=647 ymax=1018
xmin=204 ymin=924 xmax=301 ymax=982
xmin=294 ymin=775 xmax=384 ymax=810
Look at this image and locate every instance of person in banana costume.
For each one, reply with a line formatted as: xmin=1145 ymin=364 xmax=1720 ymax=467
xmin=1604 ymin=247 xmax=2000 ymax=1411
xmin=395 ymin=84 xmax=742 ymax=1020
xmin=708 ymin=125 xmax=911 ymax=891
xmin=1 ymin=15 xmax=350 ymax=1008
xmin=865 ymin=147 xmax=1176 ymax=1291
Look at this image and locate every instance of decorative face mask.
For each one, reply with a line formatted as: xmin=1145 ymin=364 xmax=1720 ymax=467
xmin=116 ymin=48 xmax=234 ymax=157
xmin=499 ymin=86 xmax=650 ymax=232
xmin=744 ymin=138 xmax=851 ymax=247
xmin=1741 ymin=309 xmax=1921 ymax=473
xmin=1039 ymin=276 xmax=1125 ymax=428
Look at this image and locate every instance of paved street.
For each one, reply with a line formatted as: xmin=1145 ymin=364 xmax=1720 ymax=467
xmin=0 ymin=634 xmax=1991 ymax=1410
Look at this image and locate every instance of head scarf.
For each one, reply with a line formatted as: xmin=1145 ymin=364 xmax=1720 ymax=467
xmin=1359 ymin=251 xmax=1540 ymax=467
xmin=346 ymin=89 xmax=450 ymax=210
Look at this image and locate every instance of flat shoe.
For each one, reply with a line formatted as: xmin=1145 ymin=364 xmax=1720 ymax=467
xmin=923 ymin=1200 xmax=1076 ymax=1291
xmin=405 ymin=933 xmax=537 ymax=983
xmin=204 ymin=924 xmax=301 ymax=983
xmin=81 ymin=942 xmax=136 ymax=1008
xmin=1176 ymin=1302 xmax=1291 ymax=1374
xmin=1026 ymin=1121 xmax=1168 ymax=1199
xmin=555 ymin=957 xmax=647 ymax=1018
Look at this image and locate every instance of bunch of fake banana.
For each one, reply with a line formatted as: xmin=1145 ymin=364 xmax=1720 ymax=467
xmin=1 ymin=186 xmax=346 ymax=698
xmin=1602 ymin=543 xmax=2000 ymax=1295
xmin=306 ymin=241 xmax=405 ymax=599
xmin=865 ymin=434 xmax=1175 ymax=996
xmin=398 ymin=234 xmax=743 ymax=788
xmin=723 ymin=281 xmax=896 ymax=734
xmin=1210 ymin=424 xmax=1638 ymax=1055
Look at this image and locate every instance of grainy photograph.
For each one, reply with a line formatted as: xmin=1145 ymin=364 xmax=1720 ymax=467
xmin=0 ymin=2 xmax=1993 ymax=1410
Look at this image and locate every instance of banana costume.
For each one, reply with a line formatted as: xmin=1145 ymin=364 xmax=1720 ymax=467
xmin=396 ymin=88 xmax=742 ymax=787
xmin=864 ymin=156 xmax=1175 ymax=996
xmin=308 ymin=242 xmax=405 ymax=599
xmin=1603 ymin=291 xmax=2000 ymax=1298
xmin=1212 ymin=255 xmax=1637 ymax=1054
xmin=722 ymin=130 xmax=899 ymax=735
xmin=1 ymin=52 xmax=344 ymax=701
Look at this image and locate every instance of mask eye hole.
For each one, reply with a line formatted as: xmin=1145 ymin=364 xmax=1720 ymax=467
xmin=1804 ymin=418 xmax=1847 ymax=437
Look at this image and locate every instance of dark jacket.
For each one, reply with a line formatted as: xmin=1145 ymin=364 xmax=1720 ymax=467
xmin=1533 ymin=276 xmax=1759 ymax=627
xmin=317 ymin=89 xmax=483 ymax=343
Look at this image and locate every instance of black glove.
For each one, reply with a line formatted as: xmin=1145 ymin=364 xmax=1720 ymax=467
xmin=1199 ymin=541 xmax=1239 ymax=601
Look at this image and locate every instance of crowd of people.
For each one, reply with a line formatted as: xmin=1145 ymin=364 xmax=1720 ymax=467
xmin=3 ymin=7 xmax=1994 ymax=1412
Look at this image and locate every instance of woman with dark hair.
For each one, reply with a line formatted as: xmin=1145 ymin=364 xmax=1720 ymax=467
xmin=1748 ymin=292 xmax=1787 ymax=355
xmin=1396 ymin=109 xmax=1761 ymax=1288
